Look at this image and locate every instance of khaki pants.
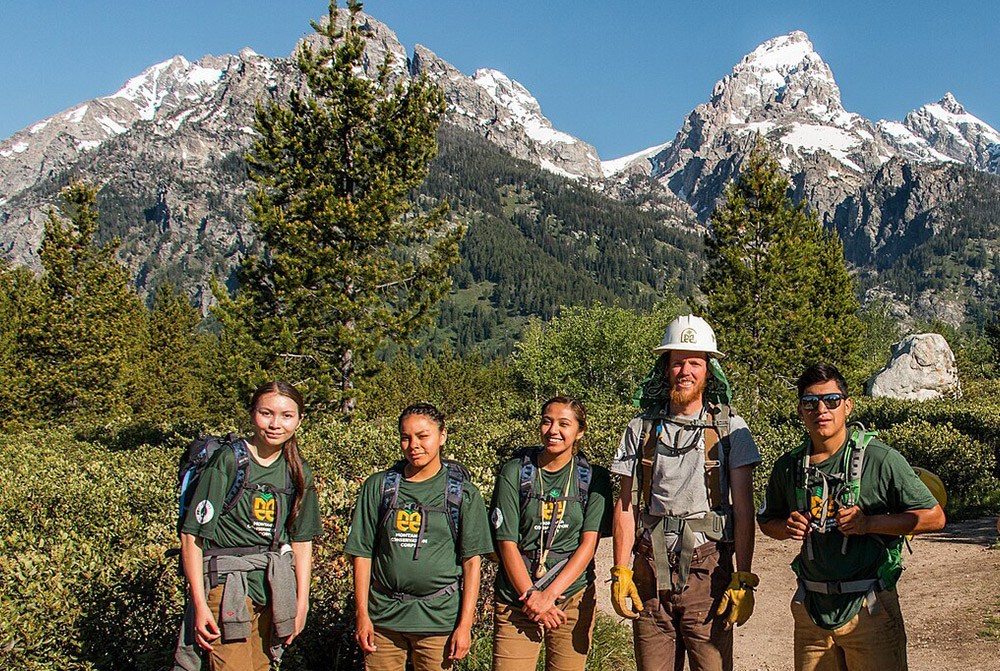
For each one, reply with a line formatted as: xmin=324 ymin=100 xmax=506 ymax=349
xmin=492 ymin=584 xmax=597 ymax=671
xmin=204 ymin=584 xmax=273 ymax=671
xmin=792 ymin=589 xmax=908 ymax=671
xmin=365 ymin=629 xmax=452 ymax=671
xmin=632 ymin=541 xmax=734 ymax=671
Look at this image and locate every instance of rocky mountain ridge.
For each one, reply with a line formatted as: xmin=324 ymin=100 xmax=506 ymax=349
xmin=1 ymin=12 xmax=999 ymax=327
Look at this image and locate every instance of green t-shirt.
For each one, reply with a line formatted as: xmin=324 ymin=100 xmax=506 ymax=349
xmin=490 ymin=453 xmax=612 ymax=605
xmin=180 ymin=441 xmax=323 ymax=605
xmin=343 ymin=463 xmax=493 ymax=634
xmin=757 ymin=435 xmax=938 ymax=629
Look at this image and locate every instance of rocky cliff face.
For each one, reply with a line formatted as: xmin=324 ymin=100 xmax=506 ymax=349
xmin=834 ymin=158 xmax=970 ymax=267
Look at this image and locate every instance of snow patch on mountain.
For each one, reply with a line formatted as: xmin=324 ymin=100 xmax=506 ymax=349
xmin=97 ymin=115 xmax=128 ymax=136
xmin=780 ymin=123 xmax=863 ymax=171
xmin=63 ymin=106 xmax=89 ymax=123
xmin=472 ymin=69 xmax=577 ymax=146
xmin=601 ymin=142 xmax=671 ymax=177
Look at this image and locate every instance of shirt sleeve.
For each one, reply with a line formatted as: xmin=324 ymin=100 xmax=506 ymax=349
xmin=343 ymin=472 xmax=383 ymax=559
xmin=727 ymin=414 xmax=762 ymax=470
xmin=756 ymin=453 xmax=793 ymax=524
xmin=289 ymin=462 xmax=323 ymax=542
xmin=582 ymin=465 xmax=613 ymax=537
xmin=490 ymin=459 xmax=522 ymax=544
xmin=179 ymin=447 xmax=234 ymax=541
xmin=610 ymin=417 xmax=643 ymax=478
xmin=880 ymin=449 xmax=940 ymax=512
xmin=459 ymin=483 xmax=495 ymax=559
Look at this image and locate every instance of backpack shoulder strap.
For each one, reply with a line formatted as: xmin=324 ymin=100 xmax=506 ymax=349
xmin=442 ymin=459 xmax=468 ymax=541
xmin=704 ymin=404 xmax=732 ymax=511
xmin=638 ymin=413 xmax=660 ymax=509
xmin=518 ymin=447 xmax=540 ymax=509
xmin=378 ymin=460 xmax=407 ymax=530
xmin=844 ymin=426 xmax=877 ymax=507
xmin=221 ymin=438 xmax=251 ymax=516
xmin=574 ymin=451 xmax=593 ymax=509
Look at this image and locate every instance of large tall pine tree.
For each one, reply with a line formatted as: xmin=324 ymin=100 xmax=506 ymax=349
xmin=701 ymin=142 xmax=862 ymax=412
xmin=215 ymin=0 xmax=462 ymax=413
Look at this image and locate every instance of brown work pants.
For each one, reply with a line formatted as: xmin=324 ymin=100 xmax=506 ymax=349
xmin=204 ymin=584 xmax=274 ymax=671
xmin=792 ymin=589 xmax=908 ymax=671
xmin=492 ymin=584 xmax=597 ymax=671
xmin=632 ymin=541 xmax=733 ymax=671
xmin=365 ymin=629 xmax=452 ymax=671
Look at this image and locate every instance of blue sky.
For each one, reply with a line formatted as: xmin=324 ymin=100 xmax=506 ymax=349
xmin=1 ymin=0 xmax=997 ymax=159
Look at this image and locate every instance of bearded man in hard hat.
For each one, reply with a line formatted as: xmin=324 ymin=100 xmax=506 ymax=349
xmin=609 ymin=315 xmax=761 ymax=671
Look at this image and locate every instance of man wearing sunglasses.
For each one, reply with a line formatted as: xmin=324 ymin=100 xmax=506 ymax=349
xmin=757 ymin=363 xmax=945 ymax=671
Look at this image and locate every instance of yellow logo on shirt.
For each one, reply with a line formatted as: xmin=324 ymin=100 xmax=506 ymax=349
xmin=253 ymin=494 xmax=276 ymax=523
xmin=542 ymin=501 xmax=566 ymax=521
xmin=809 ymin=494 xmax=836 ymax=521
xmin=395 ymin=509 xmax=422 ymax=532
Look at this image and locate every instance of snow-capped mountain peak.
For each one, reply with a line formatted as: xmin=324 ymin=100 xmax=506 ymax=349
xmin=879 ymin=92 xmax=1000 ymax=170
xmin=739 ymin=31 xmax=828 ymax=77
xmin=110 ymin=55 xmax=225 ymax=121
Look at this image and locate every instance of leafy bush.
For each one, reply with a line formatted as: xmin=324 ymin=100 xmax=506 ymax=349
xmin=511 ymin=302 xmax=681 ymax=405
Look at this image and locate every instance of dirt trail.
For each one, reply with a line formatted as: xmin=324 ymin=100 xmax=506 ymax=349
xmin=594 ymin=518 xmax=1000 ymax=670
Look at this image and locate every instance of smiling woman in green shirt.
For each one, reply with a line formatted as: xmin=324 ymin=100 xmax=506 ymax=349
xmin=175 ymin=381 xmax=323 ymax=671
xmin=490 ymin=396 xmax=613 ymax=671
xmin=345 ymin=403 xmax=493 ymax=671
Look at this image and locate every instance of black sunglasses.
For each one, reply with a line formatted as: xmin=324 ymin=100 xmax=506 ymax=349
xmin=799 ymin=393 xmax=846 ymax=411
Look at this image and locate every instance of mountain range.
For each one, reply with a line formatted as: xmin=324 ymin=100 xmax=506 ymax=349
xmin=1 ymin=10 xmax=999 ymax=335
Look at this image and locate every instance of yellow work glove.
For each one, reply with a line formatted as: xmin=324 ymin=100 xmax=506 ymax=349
xmin=716 ymin=571 xmax=759 ymax=630
xmin=610 ymin=565 xmax=643 ymax=619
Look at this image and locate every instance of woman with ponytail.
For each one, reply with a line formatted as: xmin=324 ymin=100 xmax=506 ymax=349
xmin=174 ymin=381 xmax=322 ymax=671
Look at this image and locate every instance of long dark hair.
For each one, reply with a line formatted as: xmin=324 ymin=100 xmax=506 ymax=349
xmin=250 ymin=381 xmax=307 ymax=527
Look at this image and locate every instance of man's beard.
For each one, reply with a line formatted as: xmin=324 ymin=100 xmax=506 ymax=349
xmin=670 ymin=377 xmax=707 ymax=407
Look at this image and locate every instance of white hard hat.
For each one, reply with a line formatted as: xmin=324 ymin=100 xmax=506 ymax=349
xmin=653 ymin=315 xmax=724 ymax=359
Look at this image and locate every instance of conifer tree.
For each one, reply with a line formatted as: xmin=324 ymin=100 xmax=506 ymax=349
xmin=0 ymin=264 xmax=39 ymax=426
xmin=215 ymin=0 xmax=462 ymax=413
xmin=137 ymin=283 xmax=207 ymax=422
xmin=700 ymin=142 xmax=862 ymax=412
xmin=23 ymin=182 xmax=147 ymax=421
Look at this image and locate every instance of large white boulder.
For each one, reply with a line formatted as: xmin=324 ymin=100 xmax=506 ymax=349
xmin=866 ymin=333 xmax=960 ymax=400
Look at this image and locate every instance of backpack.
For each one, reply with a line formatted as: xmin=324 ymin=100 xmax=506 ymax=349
xmin=176 ymin=432 xmax=248 ymax=534
xmin=377 ymin=459 xmax=468 ymax=560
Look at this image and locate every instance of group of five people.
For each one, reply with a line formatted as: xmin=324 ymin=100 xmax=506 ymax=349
xmin=174 ymin=315 xmax=946 ymax=671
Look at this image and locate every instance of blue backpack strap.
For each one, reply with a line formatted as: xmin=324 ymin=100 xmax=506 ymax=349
xmin=221 ymin=437 xmax=250 ymax=516
xmin=518 ymin=447 xmax=540 ymax=508
xmin=574 ymin=451 xmax=593 ymax=509
xmin=442 ymin=459 xmax=468 ymax=541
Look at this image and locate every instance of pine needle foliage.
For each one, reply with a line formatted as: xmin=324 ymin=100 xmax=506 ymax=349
xmin=700 ymin=141 xmax=862 ymax=412
xmin=24 ymin=182 xmax=147 ymax=422
xmin=215 ymin=0 xmax=462 ymax=414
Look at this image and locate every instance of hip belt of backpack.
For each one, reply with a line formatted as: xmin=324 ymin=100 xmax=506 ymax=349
xmin=372 ymin=459 xmax=467 ymax=601
xmin=631 ymin=402 xmax=733 ymax=593
xmin=790 ymin=423 xmax=904 ymax=616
